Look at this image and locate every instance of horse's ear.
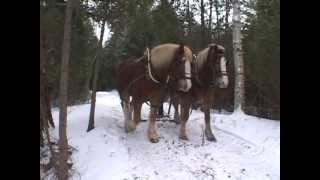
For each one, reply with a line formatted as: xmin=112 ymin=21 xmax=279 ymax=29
xmin=214 ymin=44 xmax=218 ymax=52
xmin=175 ymin=44 xmax=185 ymax=61
xmin=209 ymin=43 xmax=218 ymax=52
xmin=207 ymin=44 xmax=216 ymax=60
xmin=178 ymin=43 xmax=185 ymax=54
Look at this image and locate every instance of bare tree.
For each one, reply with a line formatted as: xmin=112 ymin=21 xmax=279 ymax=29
xmin=58 ymin=0 xmax=75 ymax=179
xmin=87 ymin=19 xmax=106 ymax=132
xmin=232 ymin=0 xmax=245 ymax=111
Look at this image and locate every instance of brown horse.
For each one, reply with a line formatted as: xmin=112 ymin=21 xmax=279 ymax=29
xmin=170 ymin=43 xmax=229 ymax=141
xmin=115 ymin=43 xmax=193 ymax=143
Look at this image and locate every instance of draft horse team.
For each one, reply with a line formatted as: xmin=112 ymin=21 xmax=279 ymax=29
xmin=115 ymin=43 xmax=229 ymax=143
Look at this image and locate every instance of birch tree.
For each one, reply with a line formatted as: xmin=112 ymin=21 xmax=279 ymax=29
xmin=232 ymin=0 xmax=245 ymax=112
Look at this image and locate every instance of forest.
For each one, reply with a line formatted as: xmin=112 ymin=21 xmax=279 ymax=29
xmin=40 ymin=0 xmax=279 ymax=179
xmin=40 ymin=0 xmax=279 ymax=118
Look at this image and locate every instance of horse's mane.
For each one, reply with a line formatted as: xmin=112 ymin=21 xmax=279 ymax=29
xmin=196 ymin=46 xmax=212 ymax=70
xmin=196 ymin=43 xmax=225 ymax=70
xmin=115 ymin=57 xmax=142 ymax=77
xmin=150 ymin=43 xmax=193 ymax=69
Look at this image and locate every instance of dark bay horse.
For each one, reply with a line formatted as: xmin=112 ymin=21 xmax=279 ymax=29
xmin=171 ymin=43 xmax=229 ymax=141
xmin=115 ymin=43 xmax=193 ymax=143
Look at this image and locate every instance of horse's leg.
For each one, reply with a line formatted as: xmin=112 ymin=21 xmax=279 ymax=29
xmin=203 ymin=104 xmax=217 ymax=142
xmin=172 ymin=94 xmax=180 ymax=124
xmin=147 ymin=106 xmax=159 ymax=143
xmin=131 ymin=101 xmax=142 ymax=129
xmin=122 ymin=100 xmax=131 ymax=133
xmin=122 ymin=95 xmax=135 ymax=132
xmin=158 ymin=104 xmax=164 ymax=117
xmin=126 ymin=98 xmax=143 ymax=132
xmin=173 ymin=102 xmax=181 ymax=124
xmin=129 ymin=100 xmax=134 ymax=123
xmin=179 ymin=102 xmax=191 ymax=140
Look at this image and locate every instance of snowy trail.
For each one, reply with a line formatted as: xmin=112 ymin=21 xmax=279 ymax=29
xmin=51 ymin=91 xmax=280 ymax=180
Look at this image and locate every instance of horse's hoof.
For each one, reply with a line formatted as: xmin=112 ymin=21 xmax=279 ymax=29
xmin=206 ymin=134 xmax=217 ymax=142
xmin=127 ymin=121 xmax=136 ymax=132
xmin=205 ymin=129 xmax=217 ymax=142
xmin=150 ymin=138 xmax=159 ymax=143
xmin=124 ymin=121 xmax=136 ymax=133
xmin=174 ymin=119 xmax=181 ymax=124
xmin=179 ymin=135 xmax=189 ymax=141
xmin=124 ymin=128 xmax=129 ymax=133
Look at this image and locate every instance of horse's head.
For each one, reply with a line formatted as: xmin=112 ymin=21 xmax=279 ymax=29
xmin=150 ymin=43 xmax=193 ymax=92
xmin=206 ymin=43 xmax=229 ymax=88
xmin=170 ymin=44 xmax=192 ymax=92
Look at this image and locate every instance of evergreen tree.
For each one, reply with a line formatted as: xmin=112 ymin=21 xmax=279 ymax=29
xmin=243 ymin=0 xmax=280 ymax=119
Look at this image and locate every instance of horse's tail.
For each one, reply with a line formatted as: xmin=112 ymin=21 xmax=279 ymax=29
xmin=114 ymin=60 xmax=127 ymax=104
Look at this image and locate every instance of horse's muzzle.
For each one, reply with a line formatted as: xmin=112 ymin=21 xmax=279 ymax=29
xmin=217 ymin=76 xmax=229 ymax=88
xmin=218 ymin=82 xmax=228 ymax=88
xmin=178 ymin=79 xmax=192 ymax=92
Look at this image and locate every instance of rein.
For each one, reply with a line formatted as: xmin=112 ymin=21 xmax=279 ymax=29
xmin=191 ymin=54 xmax=203 ymax=86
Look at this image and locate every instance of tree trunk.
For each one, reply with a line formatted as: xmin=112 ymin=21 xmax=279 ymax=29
xmin=225 ymin=0 xmax=231 ymax=30
xmin=186 ymin=0 xmax=191 ymax=36
xmin=214 ymin=0 xmax=220 ymax=42
xmin=87 ymin=20 xmax=106 ymax=132
xmin=232 ymin=0 xmax=245 ymax=111
xmin=40 ymin=28 xmax=55 ymax=146
xmin=40 ymin=96 xmax=45 ymax=147
xmin=200 ymin=0 xmax=205 ymax=47
xmin=83 ymin=49 xmax=98 ymax=103
xmin=208 ymin=0 xmax=213 ymax=41
xmin=58 ymin=0 xmax=75 ymax=179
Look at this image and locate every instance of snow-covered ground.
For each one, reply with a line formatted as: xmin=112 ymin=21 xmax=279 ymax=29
xmin=50 ymin=90 xmax=280 ymax=180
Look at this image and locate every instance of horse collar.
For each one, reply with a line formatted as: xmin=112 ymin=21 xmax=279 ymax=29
xmin=145 ymin=47 xmax=161 ymax=84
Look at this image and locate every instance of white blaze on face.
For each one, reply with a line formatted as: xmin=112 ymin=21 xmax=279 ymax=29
xmin=185 ymin=60 xmax=192 ymax=90
xmin=219 ymin=57 xmax=229 ymax=88
xmin=179 ymin=59 xmax=192 ymax=92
